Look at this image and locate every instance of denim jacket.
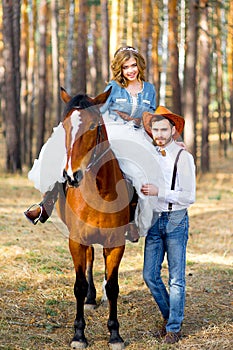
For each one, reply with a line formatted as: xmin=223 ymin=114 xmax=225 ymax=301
xmin=100 ymin=80 xmax=156 ymax=120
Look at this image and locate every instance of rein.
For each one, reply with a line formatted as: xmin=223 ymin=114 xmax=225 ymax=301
xmin=85 ymin=123 xmax=110 ymax=172
xmin=86 ymin=143 xmax=111 ymax=172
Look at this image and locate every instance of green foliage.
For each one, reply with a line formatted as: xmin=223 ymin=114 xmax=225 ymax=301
xmin=45 ymin=307 xmax=58 ymax=317
xmin=18 ymin=282 xmax=28 ymax=292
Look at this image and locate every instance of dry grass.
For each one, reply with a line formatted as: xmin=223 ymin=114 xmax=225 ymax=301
xmin=0 ymin=141 xmax=232 ymax=350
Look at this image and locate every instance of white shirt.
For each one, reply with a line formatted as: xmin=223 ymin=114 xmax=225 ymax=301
xmin=130 ymin=95 xmax=138 ymax=116
xmin=152 ymin=141 xmax=196 ymax=212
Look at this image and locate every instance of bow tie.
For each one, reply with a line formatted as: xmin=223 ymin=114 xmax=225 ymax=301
xmin=157 ymin=148 xmax=166 ymax=156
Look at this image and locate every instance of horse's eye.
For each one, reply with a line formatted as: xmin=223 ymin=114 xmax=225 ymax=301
xmin=89 ymin=123 xmax=96 ymax=130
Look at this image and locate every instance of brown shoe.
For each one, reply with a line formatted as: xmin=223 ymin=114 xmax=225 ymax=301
xmin=24 ymin=201 xmax=53 ymax=225
xmin=163 ymin=331 xmax=181 ymax=344
xmin=24 ymin=185 xmax=58 ymax=225
xmin=153 ymin=319 xmax=167 ymax=338
xmin=24 ymin=204 xmax=43 ymax=225
xmin=125 ymin=222 xmax=140 ymax=243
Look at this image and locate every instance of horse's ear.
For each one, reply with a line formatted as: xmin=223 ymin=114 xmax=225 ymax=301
xmin=60 ymin=87 xmax=72 ymax=103
xmin=92 ymin=87 xmax=112 ymax=106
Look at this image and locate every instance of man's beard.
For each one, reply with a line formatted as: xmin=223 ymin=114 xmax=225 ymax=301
xmin=153 ymin=134 xmax=173 ymax=147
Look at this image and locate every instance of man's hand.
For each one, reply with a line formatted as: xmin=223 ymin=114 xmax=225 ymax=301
xmin=141 ymin=184 xmax=158 ymax=196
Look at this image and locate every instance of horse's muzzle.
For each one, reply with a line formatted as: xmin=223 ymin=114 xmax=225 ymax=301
xmin=74 ymin=169 xmax=83 ymax=186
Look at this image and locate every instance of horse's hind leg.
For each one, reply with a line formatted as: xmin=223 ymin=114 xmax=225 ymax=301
xmin=69 ymin=239 xmax=88 ymax=349
xmin=103 ymin=245 xmax=125 ymax=349
xmin=85 ymin=245 xmax=97 ymax=309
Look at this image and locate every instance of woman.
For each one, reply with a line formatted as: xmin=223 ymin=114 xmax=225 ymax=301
xmin=100 ymin=46 xmax=164 ymax=238
xmin=25 ymin=46 xmax=162 ymax=238
xmin=102 ymin=46 xmax=156 ymax=123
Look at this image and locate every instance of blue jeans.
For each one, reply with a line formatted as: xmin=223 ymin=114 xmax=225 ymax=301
xmin=143 ymin=209 xmax=189 ymax=333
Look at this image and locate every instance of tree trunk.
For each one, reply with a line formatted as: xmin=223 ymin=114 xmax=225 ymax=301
xmin=76 ymin=0 xmax=87 ymax=94
xmin=168 ymin=0 xmax=181 ymax=115
xmin=51 ymin=0 xmax=61 ymax=124
xmin=183 ymin=0 xmax=199 ymax=158
xmin=2 ymin=0 xmax=21 ymax=172
xmin=227 ymin=0 xmax=233 ymax=143
xmin=65 ymin=0 xmax=75 ymax=94
xmin=21 ymin=0 xmax=29 ymax=164
xmin=160 ymin=0 xmax=169 ymax=106
xmin=141 ymin=0 xmax=152 ymax=79
xmin=101 ymin=0 xmax=110 ymax=88
xmin=88 ymin=4 xmax=97 ymax=96
xmin=37 ymin=0 xmax=47 ymax=156
xmin=199 ymin=0 xmax=210 ymax=173
xmin=118 ymin=0 xmax=126 ymax=46
xmin=94 ymin=5 xmax=102 ymax=94
xmin=109 ymin=0 xmax=119 ymax=58
xmin=26 ymin=0 xmax=37 ymax=166
xmin=133 ymin=0 xmax=141 ymax=48
xmin=0 ymin=2 xmax=5 ymax=122
xmin=214 ymin=3 xmax=227 ymax=157
xmin=151 ymin=0 xmax=160 ymax=105
xmin=126 ymin=0 xmax=133 ymax=46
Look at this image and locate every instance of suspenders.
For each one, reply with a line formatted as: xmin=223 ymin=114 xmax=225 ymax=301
xmin=168 ymin=149 xmax=184 ymax=211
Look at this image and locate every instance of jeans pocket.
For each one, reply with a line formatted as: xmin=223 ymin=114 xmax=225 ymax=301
xmin=166 ymin=210 xmax=187 ymax=233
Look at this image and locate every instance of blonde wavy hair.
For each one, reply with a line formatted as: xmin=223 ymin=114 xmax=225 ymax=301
xmin=110 ymin=46 xmax=146 ymax=87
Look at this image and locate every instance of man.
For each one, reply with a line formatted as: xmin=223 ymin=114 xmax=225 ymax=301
xmin=141 ymin=106 xmax=196 ymax=344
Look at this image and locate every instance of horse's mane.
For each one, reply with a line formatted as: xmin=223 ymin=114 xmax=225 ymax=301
xmin=63 ymin=94 xmax=99 ymax=119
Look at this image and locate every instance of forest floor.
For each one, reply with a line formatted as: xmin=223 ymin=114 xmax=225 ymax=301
xmin=0 ymin=137 xmax=232 ymax=350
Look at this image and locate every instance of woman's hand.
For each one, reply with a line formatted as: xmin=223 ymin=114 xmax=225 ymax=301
xmin=141 ymin=184 xmax=158 ymax=196
xmin=176 ymin=141 xmax=186 ymax=149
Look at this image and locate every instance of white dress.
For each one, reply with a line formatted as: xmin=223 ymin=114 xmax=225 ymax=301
xmin=28 ymin=122 xmax=67 ymax=194
xmin=28 ymin=111 xmax=82 ymax=193
xmin=102 ymin=111 xmax=164 ymax=236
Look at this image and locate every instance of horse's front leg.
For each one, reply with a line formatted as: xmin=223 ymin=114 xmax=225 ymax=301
xmin=69 ymin=239 xmax=88 ymax=349
xmin=85 ymin=245 xmax=97 ymax=308
xmin=103 ymin=245 xmax=125 ymax=349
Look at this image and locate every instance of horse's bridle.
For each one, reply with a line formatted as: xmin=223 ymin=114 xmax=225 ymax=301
xmin=63 ymin=112 xmax=111 ymax=188
xmin=85 ymin=123 xmax=111 ymax=172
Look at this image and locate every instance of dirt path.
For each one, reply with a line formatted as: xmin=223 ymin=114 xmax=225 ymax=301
xmin=0 ymin=142 xmax=232 ymax=349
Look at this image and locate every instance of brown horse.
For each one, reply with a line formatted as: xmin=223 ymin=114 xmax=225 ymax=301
xmin=56 ymin=87 xmax=131 ymax=349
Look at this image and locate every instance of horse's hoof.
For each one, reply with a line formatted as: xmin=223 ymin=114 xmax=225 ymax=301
xmin=70 ymin=340 xmax=88 ymax=349
xmin=108 ymin=342 xmax=125 ymax=350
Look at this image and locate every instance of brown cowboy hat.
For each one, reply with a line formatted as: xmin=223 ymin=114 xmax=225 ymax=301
xmin=143 ymin=106 xmax=185 ymax=140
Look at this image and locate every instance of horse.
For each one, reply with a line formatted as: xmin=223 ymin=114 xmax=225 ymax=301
xmin=56 ymin=87 xmax=133 ymax=349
